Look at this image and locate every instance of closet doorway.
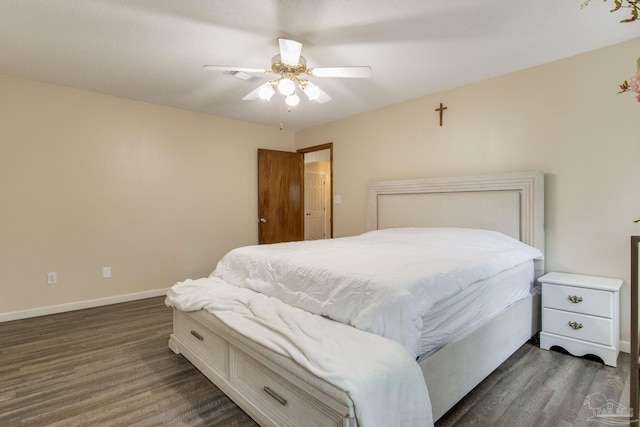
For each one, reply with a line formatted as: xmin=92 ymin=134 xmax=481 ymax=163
xmin=297 ymin=143 xmax=333 ymax=240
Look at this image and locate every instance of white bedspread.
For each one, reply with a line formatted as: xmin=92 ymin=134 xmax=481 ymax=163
xmin=166 ymin=278 xmax=433 ymax=427
xmin=212 ymin=227 xmax=543 ymax=357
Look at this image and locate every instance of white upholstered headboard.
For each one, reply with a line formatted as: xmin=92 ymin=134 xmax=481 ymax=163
xmin=368 ymin=171 xmax=545 ymax=271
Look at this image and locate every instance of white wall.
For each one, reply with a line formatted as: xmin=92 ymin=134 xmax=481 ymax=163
xmin=0 ymin=75 xmax=294 ymax=316
xmin=295 ymin=37 xmax=640 ymax=347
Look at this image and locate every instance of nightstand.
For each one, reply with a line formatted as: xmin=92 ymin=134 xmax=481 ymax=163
xmin=539 ymin=271 xmax=623 ymax=367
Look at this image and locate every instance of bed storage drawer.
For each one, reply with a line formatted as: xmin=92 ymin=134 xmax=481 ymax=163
xmin=169 ymin=309 xmax=356 ymax=427
xmin=230 ymin=348 xmax=343 ymax=427
xmin=173 ymin=311 xmax=228 ymax=378
xmin=542 ymin=308 xmax=613 ymax=346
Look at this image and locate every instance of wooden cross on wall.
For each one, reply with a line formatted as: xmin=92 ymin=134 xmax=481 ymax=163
xmin=435 ymin=103 xmax=447 ymax=126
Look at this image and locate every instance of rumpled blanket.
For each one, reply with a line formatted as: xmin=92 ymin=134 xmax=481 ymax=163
xmin=166 ymin=278 xmax=433 ymax=427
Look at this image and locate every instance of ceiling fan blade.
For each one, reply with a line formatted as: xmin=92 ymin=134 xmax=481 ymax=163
xmin=314 ymin=87 xmax=332 ymax=104
xmin=302 ymin=83 xmax=332 ymax=104
xmin=307 ymin=66 xmax=372 ymax=78
xmin=278 ymin=38 xmax=303 ymax=66
xmin=242 ymin=84 xmax=265 ymax=101
xmin=242 ymin=82 xmax=276 ymax=101
xmin=203 ymin=65 xmax=270 ymax=74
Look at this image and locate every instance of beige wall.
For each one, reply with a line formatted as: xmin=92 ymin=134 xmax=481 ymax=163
xmin=3 ymin=37 xmax=639 ymax=345
xmin=295 ymin=37 xmax=640 ymax=346
xmin=0 ymin=75 xmax=294 ymax=315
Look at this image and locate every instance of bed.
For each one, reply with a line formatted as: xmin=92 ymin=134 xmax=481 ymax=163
xmin=166 ymin=170 xmax=545 ymax=426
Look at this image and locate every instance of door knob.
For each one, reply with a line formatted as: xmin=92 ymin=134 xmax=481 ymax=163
xmin=259 ymin=218 xmax=267 ymax=223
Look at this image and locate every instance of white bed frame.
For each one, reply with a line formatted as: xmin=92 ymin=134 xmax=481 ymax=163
xmin=368 ymin=170 xmax=544 ymax=419
xmin=169 ymin=170 xmax=545 ymax=425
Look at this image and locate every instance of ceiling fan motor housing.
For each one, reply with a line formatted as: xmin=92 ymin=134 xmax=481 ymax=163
xmin=271 ymin=54 xmax=307 ymax=76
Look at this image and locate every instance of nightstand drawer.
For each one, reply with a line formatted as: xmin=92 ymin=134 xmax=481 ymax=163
xmin=542 ymin=308 xmax=613 ymax=346
xmin=542 ymin=283 xmax=612 ymax=318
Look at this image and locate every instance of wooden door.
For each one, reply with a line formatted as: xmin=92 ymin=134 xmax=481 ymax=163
xmin=257 ymin=149 xmax=304 ymax=244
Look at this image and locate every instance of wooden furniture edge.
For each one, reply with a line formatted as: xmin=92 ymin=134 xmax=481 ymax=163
xmin=631 ymin=236 xmax=639 ymax=421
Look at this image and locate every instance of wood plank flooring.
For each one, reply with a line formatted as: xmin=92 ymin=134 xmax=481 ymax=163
xmin=436 ymin=337 xmax=630 ymax=426
xmin=0 ymin=297 xmax=258 ymax=427
xmin=0 ymin=297 xmax=630 ymax=426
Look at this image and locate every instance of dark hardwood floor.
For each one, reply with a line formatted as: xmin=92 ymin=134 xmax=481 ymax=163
xmin=0 ymin=297 xmax=258 ymax=427
xmin=436 ymin=337 xmax=630 ymax=426
xmin=0 ymin=297 xmax=630 ymax=426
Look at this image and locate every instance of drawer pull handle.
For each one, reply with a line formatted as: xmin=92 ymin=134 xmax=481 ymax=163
xmin=567 ymin=295 xmax=583 ymax=304
xmin=190 ymin=330 xmax=204 ymax=341
xmin=263 ymin=386 xmax=287 ymax=406
xmin=568 ymin=321 xmax=583 ymax=330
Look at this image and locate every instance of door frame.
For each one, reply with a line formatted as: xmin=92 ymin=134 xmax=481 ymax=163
xmin=297 ymin=143 xmax=333 ymax=239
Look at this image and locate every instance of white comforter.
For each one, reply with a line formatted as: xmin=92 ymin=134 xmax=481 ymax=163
xmin=166 ymin=277 xmax=433 ymax=427
xmin=212 ymin=227 xmax=543 ymax=357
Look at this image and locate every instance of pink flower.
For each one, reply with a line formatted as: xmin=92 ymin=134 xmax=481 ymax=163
xmin=629 ymin=71 xmax=640 ymax=102
xmin=631 ymin=72 xmax=640 ymax=91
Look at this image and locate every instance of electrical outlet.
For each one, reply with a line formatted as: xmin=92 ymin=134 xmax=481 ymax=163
xmin=103 ymin=266 xmax=111 ymax=278
xmin=47 ymin=272 xmax=57 ymax=285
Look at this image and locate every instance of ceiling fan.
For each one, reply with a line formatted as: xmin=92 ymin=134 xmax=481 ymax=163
xmin=203 ymin=38 xmax=372 ymax=107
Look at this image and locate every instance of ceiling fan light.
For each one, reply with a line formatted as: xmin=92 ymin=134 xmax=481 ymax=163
xmin=259 ymin=84 xmax=275 ymax=101
xmin=277 ymin=78 xmax=296 ymax=96
xmin=285 ymin=93 xmax=300 ymax=107
xmin=304 ymin=83 xmax=320 ymax=101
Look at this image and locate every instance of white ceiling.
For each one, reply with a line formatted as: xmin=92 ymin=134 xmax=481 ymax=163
xmin=1 ymin=0 xmax=638 ymax=131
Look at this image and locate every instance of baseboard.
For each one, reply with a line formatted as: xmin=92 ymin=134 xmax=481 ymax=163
xmin=2 ymin=291 xmax=634 ymax=356
xmin=0 ymin=288 xmax=168 ymax=323
xmin=620 ymin=339 xmax=630 ymax=354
